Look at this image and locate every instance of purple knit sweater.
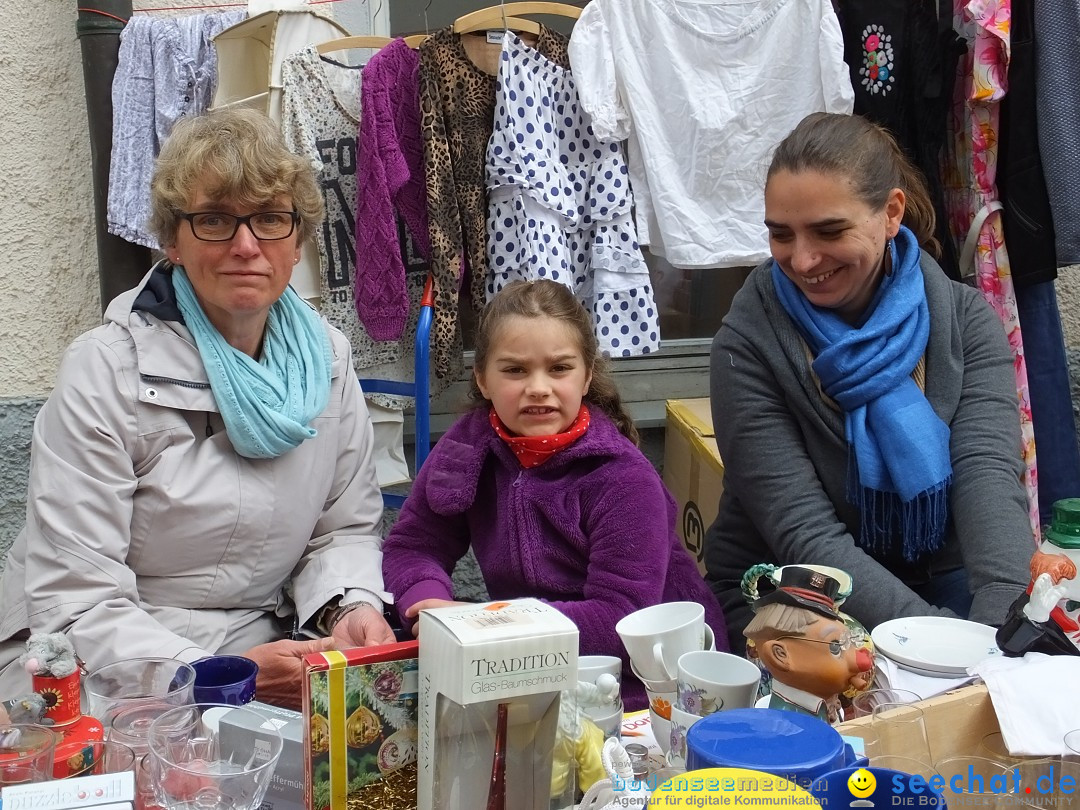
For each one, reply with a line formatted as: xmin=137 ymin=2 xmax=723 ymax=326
xmin=381 ymin=407 xmax=728 ymax=711
xmin=354 ymin=38 xmax=430 ymax=341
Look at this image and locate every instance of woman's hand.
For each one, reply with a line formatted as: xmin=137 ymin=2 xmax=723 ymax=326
xmin=330 ymin=604 xmax=396 ymax=648
xmin=244 ymin=637 xmax=336 ymax=709
xmin=404 ymin=599 xmax=468 ymax=637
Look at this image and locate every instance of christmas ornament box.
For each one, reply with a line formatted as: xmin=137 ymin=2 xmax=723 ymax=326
xmin=301 ymin=641 xmax=419 ymax=810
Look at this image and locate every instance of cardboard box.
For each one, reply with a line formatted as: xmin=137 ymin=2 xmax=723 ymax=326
xmin=836 ymin=684 xmax=998 ymax=761
xmin=1 ymin=771 xmax=134 ymax=810
xmin=417 ymin=599 xmax=579 ymax=810
xmin=301 ymin=642 xmax=419 ymax=810
xmin=215 ymin=701 xmax=305 ymax=810
xmin=663 ymin=398 xmax=725 ymax=575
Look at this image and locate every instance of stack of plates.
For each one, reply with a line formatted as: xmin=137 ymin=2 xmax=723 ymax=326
xmin=871 ymin=616 xmax=1002 ymax=678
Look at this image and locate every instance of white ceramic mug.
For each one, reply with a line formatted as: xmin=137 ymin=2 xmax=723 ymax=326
xmin=668 ymin=706 xmax=702 ymax=768
xmin=616 ymin=602 xmax=705 ymax=681
xmin=645 ymin=685 xmax=677 ymax=755
xmin=577 ymin=655 xmax=623 ymax=739
xmin=676 ymin=650 xmax=761 ymax=716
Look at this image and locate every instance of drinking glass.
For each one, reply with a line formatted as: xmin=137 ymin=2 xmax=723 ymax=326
xmin=55 ymin=740 xmax=137 ymax=779
xmin=109 ymin=703 xmax=182 ymax=810
xmin=871 ymin=702 xmax=933 ymax=766
xmin=843 ymin=725 xmax=881 ymax=760
xmin=935 ymin=755 xmax=1010 ymax=810
xmin=147 ymin=704 xmax=282 ymax=810
xmin=867 ymin=755 xmax=940 ymax=783
xmin=85 ymin=658 xmax=196 ymax=726
xmin=1064 ymin=729 xmax=1080 ymax=764
xmin=0 ymin=724 xmax=57 ymax=786
xmin=848 ymin=688 xmax=922 ymax=719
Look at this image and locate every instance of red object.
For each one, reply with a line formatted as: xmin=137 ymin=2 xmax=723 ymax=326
xmin=486 ymin=703 xmax=508 ymax=810
xmin=52 ymin=714 xmax=106 ymax=779
xmin=855 ymin=648 xmax=873 ymax=673
xmin=33 ymin=669 xmax=82 ymax=726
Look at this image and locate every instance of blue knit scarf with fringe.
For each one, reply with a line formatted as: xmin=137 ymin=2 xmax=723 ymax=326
xmin=771 ymin=225 xmax=951 ymax=562
xmin=172 ymin=267 xmax=332 ymax=459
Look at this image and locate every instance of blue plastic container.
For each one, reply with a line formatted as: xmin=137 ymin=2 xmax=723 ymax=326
xmin=684 ymin=708 xmax=862 ymax=788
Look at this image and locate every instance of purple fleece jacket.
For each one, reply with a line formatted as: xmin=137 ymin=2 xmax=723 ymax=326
xmin=382 ymin=407 xmax=728 ymax=711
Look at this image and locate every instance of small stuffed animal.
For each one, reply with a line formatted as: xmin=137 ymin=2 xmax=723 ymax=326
xmin=1 ymin=693 xmax=52 ymax=725
xmin=19 ymin=632 xmax=78 ymax=678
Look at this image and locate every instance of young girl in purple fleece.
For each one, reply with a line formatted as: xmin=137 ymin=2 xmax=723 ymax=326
xmin=381 ymin=279 xmax=726 ymax=711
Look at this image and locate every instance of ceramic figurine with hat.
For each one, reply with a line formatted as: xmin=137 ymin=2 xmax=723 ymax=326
xmin=743 ymin=567 xmax=874 ymax=723
xmin=998 ymin=498 xmax=1080 ymax=656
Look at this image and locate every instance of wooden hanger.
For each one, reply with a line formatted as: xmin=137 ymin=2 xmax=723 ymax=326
xmin=455 ymin=16 xmax=546 ymax=36
xmin=316 ymin=35 xmax=394 ymax=55
xmin=452 ymin=2 xmax=582 ymax=35
xmin=402 ymin=34 xmax=429 ymax=48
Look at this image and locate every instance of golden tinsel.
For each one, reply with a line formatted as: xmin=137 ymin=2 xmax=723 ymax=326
xmin=345 ymin=763 xmax=418 ymax=810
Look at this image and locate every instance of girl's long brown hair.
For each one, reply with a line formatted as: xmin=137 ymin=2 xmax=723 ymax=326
xmin=469 ymin=280 xmax=639 ymax=445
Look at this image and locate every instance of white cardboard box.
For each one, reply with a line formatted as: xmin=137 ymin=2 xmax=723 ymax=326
xmin=417 ymin=598 xmax=579 ymax=810
xmin=1 ymin=771 xmax=134 ymax=810
xmin=215 ymin=700 xmax=305 ymax=810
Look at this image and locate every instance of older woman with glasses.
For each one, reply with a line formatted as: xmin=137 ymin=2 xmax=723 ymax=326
xmin=0 ymin=108 xmax=393 ymax=708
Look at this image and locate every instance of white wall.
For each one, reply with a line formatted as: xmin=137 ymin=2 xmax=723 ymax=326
xmin=0 ymin=4 xmax=100 ymax=398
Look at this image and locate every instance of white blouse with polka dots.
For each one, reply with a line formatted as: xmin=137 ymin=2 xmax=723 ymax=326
xmin=485 ymin=33 xmax=661 ymax=357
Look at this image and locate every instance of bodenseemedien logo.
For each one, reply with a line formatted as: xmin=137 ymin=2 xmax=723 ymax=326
xmin=651 ymin=767 xmax=821 ymax=808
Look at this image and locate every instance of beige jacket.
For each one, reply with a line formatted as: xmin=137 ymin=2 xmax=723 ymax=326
xmin=0 ymin=269 xmax=387 ymax=695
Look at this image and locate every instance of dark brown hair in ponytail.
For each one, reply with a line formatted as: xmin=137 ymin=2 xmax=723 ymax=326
xmin=469 ymin=280 xmax=639 ymax=445
xmin=767 ymin=112 xmax=941 ymax=258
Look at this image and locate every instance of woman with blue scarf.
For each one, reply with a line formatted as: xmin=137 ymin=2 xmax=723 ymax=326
xmin=704 ymin=113 xmax=1032 ymax=652
xmin=0 ymin=109 xmax=393 ymax=708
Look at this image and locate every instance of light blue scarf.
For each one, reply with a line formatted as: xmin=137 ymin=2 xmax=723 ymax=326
xmin=771 ymin=226 xmax=952 ymax=561
xmin=172 ymin=267 xmax=332 ymax=459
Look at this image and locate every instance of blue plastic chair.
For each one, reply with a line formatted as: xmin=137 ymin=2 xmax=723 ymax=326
xmin=358 ymin=274 xmax=434 ymax=509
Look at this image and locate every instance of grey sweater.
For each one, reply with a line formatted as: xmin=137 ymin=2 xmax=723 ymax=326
xmin=705 ymin=256 xmax=1032 ymax=650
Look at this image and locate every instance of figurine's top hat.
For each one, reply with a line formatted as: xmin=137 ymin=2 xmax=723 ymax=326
xmin=1044 ymin=499 xmax=1080 ymax=550
xmin=752 ymin=566 xmax=841 ymax=620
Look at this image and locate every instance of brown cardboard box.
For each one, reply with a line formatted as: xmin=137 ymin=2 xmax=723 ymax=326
xmin=663 ymin=398 xmax=725 ymax=575
xmin=837 ymin=684 xmax=999 ymax=761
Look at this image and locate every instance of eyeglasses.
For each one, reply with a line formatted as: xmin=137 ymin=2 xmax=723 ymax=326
xmin=776 ymin=633 xmax=855 ymax=656
xmin=180 ymin=210 xmax=299 ymax=242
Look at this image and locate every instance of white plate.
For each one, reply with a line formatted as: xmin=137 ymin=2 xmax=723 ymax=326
xmin=887 ymin=656 xmax=976 ymax=679
xmin=871 ymin=616 xmax=1002 ymax=674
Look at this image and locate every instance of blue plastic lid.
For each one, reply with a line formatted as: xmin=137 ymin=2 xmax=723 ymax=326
xmin=685 ymin=708 xmax=850 ymax=786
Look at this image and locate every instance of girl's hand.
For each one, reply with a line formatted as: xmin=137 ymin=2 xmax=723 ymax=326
xmin=404 ymin=599 xmax=467 ymax=637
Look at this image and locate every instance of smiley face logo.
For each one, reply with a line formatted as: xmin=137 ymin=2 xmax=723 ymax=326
xmin=848 ymin=769 xmax=876 ymax=799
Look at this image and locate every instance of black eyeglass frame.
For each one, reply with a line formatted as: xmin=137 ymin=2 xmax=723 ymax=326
xmin=179 ymin=210 xmax=300 ymax=242
xmin=774 ymin=632 xmax=855 ymax=656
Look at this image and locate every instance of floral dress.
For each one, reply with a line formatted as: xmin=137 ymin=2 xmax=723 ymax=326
xmin=942 ymin=0 xmax=1039 ymax=540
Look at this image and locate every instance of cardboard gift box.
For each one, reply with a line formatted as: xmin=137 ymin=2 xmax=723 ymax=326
xmin=302 ymin=641 xmax=419 ymax=810
xmin=215 ymin=701 xmax=305 ymax=810
xmin=417 ymin=599 xmax=579 ymax=810
xmin=663 ymin=398 xmax=725 ymax=575
xmin=836 ymin=683 xmax=997 ymax=759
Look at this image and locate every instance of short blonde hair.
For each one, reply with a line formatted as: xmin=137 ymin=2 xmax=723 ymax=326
xmin=149 ymin=107 xmax=324 ymax=246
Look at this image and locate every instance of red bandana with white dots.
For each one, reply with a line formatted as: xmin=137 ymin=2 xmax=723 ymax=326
xmin=489 ymin=405 xmax=591 ymax=468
